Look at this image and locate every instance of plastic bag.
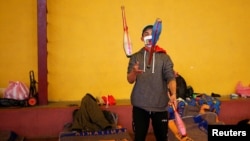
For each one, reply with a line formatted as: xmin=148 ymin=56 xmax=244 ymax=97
xmin=4 ymin=81 xmax=29 ymax=100
xmin=236 ymin=81 xmax=250 ymax=97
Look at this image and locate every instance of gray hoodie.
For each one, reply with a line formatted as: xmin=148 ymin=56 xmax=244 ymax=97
xmin=127 ymin=47 xmax=175 ymax=112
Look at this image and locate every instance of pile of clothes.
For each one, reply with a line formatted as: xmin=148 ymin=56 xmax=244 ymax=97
xmin=60 ymin=93 xmax=132 ymax=141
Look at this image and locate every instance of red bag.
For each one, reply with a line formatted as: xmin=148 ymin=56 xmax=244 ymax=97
xmin=4 ymin=81 xmax=29 ymax=100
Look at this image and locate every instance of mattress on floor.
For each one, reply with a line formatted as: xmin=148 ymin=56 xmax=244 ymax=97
xmin=59 ymin=128 xmax=132 ymax=141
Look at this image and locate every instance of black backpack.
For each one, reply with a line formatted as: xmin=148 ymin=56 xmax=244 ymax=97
xmin=176 ymin=74 xmax=193 ymax=99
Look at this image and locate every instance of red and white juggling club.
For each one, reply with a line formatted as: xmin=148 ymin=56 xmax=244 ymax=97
xmin=121 ymin=5 xmax=133 ymax=57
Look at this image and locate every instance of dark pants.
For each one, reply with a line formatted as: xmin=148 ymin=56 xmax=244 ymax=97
xmin=132 ymin=106 xmax=168 ymax=141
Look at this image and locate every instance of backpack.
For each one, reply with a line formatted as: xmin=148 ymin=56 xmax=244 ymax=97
xmin=176 ymin=74 xmax=193 ymax=99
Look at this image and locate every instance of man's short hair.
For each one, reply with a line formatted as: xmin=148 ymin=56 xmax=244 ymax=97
xmin=142 ymin=25 xmax=153 ymax=36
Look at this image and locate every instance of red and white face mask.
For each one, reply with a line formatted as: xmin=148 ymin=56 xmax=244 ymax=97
xmin=143 ymin=35 xmax=152 ymax=47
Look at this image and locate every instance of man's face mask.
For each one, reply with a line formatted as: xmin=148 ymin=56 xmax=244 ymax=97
xmin=143 ymin=35 xmax=152 ymax=48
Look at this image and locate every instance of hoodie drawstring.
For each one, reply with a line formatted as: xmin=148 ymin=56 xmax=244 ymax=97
xmin=143 ymin=50 xmax=146 ymax=72
xmin=143 ymin=50 xmax=155 ymax=73
xmin=152 ymin=53 xmax=155 ymax=73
